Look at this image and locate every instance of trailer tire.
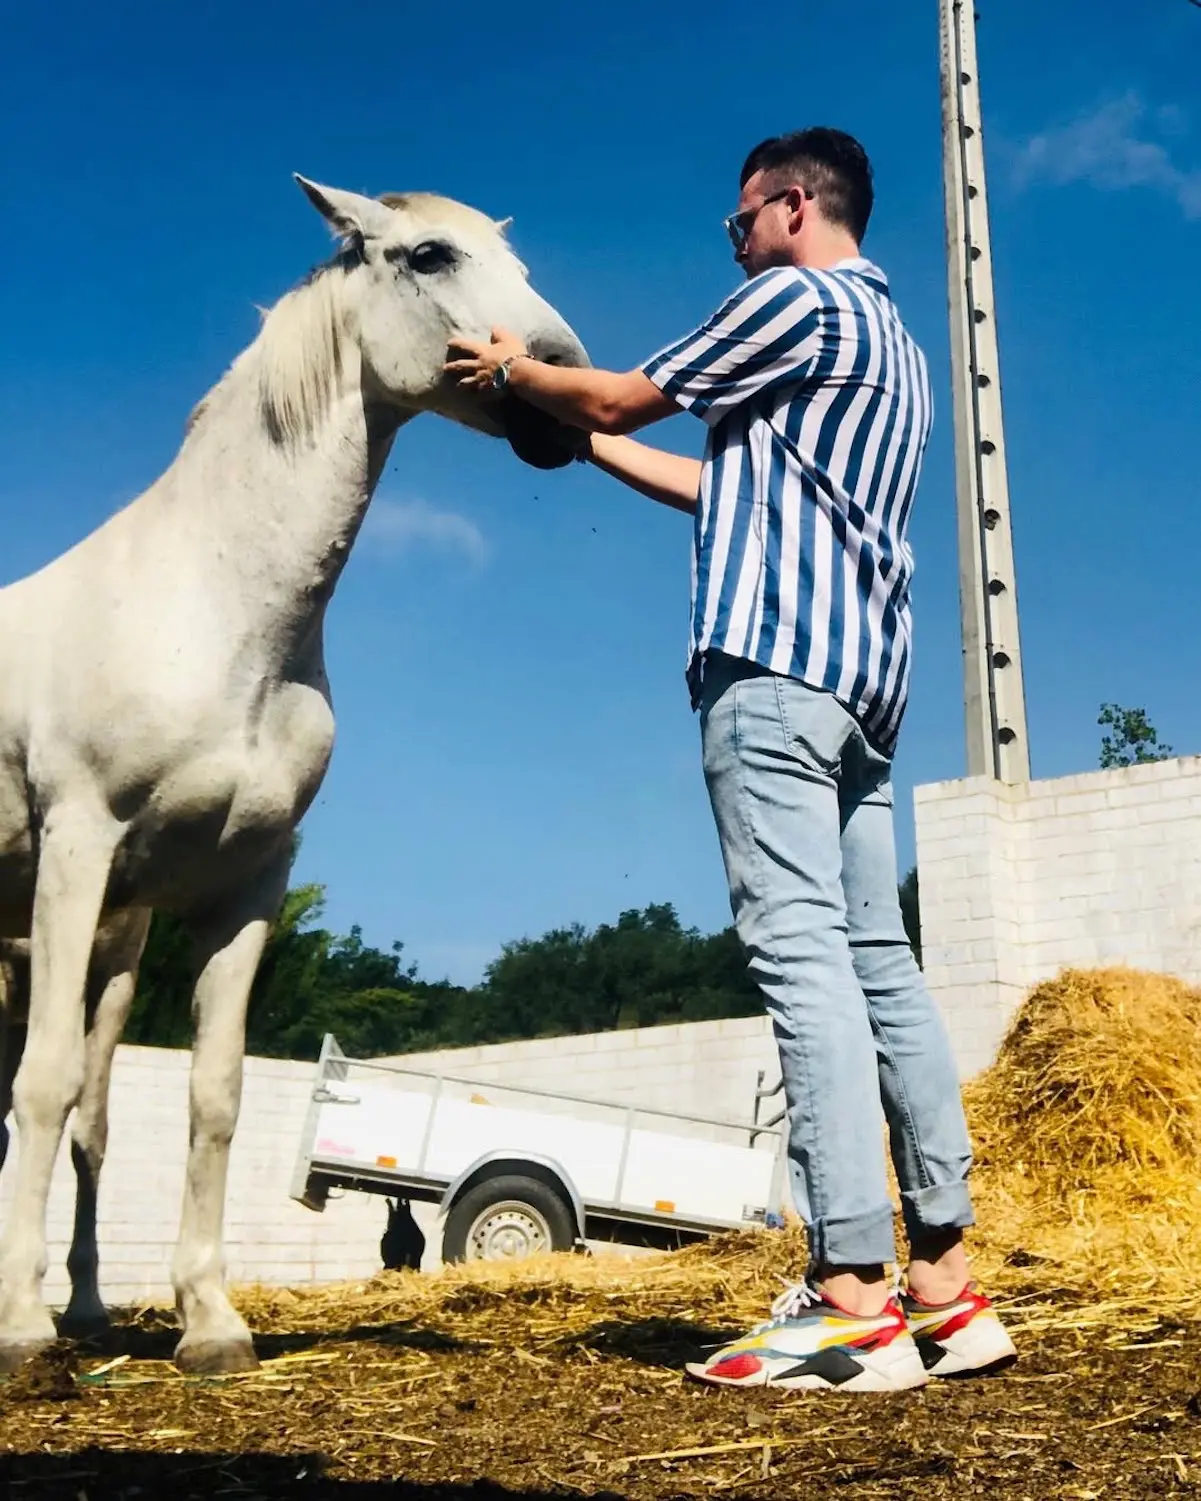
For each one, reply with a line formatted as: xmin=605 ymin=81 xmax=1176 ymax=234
xmin=442 ymin=1174 xmax=577 ymax=1263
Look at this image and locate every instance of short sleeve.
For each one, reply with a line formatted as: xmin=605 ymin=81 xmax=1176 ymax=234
xmin=640 ymin=269 xmax=823 ymax=426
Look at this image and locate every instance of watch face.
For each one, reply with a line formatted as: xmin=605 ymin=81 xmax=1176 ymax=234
xmin=492 ymin=364 xmax=508 ymax=391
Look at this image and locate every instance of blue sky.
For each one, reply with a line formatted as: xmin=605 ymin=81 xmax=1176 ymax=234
xmin=3 ymin=2 xmax=1198 ymax=984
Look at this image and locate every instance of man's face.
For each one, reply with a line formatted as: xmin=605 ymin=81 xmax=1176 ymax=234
xmin=729 ymin=169 xmax=798 ymax=277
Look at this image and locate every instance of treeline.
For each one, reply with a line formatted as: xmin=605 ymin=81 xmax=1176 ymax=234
xmin=127 ymin=876 xmax=922 ymax=1062
xmin=126 ymin=896 xmax=763 ymax=1060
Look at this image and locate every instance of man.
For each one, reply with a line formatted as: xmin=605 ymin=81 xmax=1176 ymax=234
xmin=446 ymin=128 xmax=1015 ymax=1392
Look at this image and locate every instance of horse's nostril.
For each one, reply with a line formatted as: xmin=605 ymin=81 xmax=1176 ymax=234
xmin=525 ymin=336 xmax=590 ymax=372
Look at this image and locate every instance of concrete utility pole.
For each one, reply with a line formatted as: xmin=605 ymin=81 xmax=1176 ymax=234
xmin=938 ymin=0 xmax=1031 ymax=782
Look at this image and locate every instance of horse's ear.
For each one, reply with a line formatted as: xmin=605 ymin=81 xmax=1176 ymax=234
xmin=494 ymin=216 xmax=514 ymax=233
xmin=294 ymin=174 xmax=397 ymax=243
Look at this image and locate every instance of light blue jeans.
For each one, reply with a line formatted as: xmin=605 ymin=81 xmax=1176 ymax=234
xmin=699 ymin=652 xmax=974 ymax=1269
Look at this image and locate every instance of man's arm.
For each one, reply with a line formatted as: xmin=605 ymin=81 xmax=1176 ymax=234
xmin=509 ymin=361 xmax=678 ymax=437
xmin=445 ymin=329 xmax=678 ymax=436
xmin=586 ymin=434 xmax=700 ymax=515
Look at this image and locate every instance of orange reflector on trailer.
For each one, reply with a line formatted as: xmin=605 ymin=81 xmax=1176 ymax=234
xmin=654 ymin=1199 xmax=676 ymax=1213
xmin=376 ymin=1155 xmax=397 ymax=1168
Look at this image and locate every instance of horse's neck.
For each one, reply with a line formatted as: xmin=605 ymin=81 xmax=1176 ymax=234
xmin=163 ymin=356 xmax=405 ymax=668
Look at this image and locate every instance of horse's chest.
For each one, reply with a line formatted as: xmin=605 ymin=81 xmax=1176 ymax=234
xmin=111 ymin=685 xmax=335 ymax=906
xmin=231 ymin=691 xmax=335 ymax=824
xmin=183 ymin=690 xmax=333 ymax=834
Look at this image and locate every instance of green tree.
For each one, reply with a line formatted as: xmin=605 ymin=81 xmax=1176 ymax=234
xmin=469 ymin=903 xmax=761 ymax=1043
xmin=125 ymin=880 xmax=946 ymax=1062
xmin=125 ymin=882 xmax=330 ymax=1051
xmin=1098 ymin=703 xmax=1174 ymax=769
xmin=124 ymin=909 xmax=196 ymax=1048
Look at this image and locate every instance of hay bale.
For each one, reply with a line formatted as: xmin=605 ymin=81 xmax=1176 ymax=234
xmin=964 ymin=966 xmax=1201 ymax=1306
xmin=968 ymin=966 xmax=1201 ymax=1184
xmin=233 ymin=1226 xmax=812 ymax=1347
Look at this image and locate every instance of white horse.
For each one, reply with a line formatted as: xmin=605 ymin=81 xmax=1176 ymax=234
xmin=0 ymin=175 xmax=587 ymax=1374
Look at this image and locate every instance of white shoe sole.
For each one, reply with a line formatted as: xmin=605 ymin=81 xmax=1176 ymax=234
xmin=687 ymin=1336 xmax=929 ymax=1393
xmin=919 ymin=1312 xmax=1017 ymax=1378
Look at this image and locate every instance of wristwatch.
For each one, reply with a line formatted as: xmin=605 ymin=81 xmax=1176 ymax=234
xmin=492 ymin=354 xmax=529 ymax=392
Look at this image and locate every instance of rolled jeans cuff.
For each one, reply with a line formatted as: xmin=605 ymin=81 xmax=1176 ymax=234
xmin=808 ymin=1203 xmax=897 ymax=1269
xmin=900 ymin=1182 xmax=976 ymax=1245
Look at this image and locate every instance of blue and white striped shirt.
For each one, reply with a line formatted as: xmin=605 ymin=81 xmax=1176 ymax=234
xmin=641 ymin=259 xmax=933 ymax=756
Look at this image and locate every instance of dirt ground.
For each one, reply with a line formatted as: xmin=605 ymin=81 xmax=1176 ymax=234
xmin=2 ymin=1284 xmax=1199 ymax=1501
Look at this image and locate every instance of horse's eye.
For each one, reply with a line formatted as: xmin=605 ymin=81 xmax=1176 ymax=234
xmin=408 ymin=240 xmax=456 ymax=275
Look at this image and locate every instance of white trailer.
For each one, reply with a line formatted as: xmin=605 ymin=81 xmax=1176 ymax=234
xmin=291 ymin=1035 xmax=789 ymax=1263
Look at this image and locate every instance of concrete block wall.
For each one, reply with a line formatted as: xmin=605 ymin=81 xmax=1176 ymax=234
xmin=0 ymin=1045 xmax=387 ymax=1308
xmin=1 ymin=1017 xmax=781 ymax=1305
xmin=915 ymin=756 xmax=1201 ymax=1077
xmin=377 ymin=1014 xmax=779 ymax=1130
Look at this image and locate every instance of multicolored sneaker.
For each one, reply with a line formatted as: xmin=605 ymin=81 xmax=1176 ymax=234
xmin=685 ymin=1281 xmax=928 ymax=1392
xmin=901 ymin=1283 xmax=1017 ymax=1378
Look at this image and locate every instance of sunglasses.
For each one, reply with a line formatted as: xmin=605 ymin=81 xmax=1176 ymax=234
xmin=723 ymin=185 xmax=813 ymax=253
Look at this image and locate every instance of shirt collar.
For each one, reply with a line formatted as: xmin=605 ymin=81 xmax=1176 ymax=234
xmin=830 ymin=257 xmax=890 ymax=296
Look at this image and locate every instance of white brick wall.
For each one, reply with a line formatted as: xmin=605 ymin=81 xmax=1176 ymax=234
xmin=915 ymin=756 xmax=1201 ymax=1077
xmin=377 ymin=1013 xmax=779 ymax=1126
xmin=0 ymin=1016 xmax=781 ymax=1306
xmin=0 ymin=1046 xmax=388 ymax=1308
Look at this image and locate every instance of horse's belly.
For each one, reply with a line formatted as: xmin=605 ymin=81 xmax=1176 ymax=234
xmin=107 ymin=807 xmax=287 ymax=912
xmin=0 ymin=878 xmax=35 ymax=937
xmin=0 ymin=761 xmax=34 ymax=933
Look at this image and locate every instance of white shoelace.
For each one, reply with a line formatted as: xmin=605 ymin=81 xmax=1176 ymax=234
xmin=758 ymin=1276 xmax=905 ymax=1331
xmin=771 ymin=1280 xmax=824 ymax=1319
xmin=746 ymin=1279 xmax=825 ymax=1333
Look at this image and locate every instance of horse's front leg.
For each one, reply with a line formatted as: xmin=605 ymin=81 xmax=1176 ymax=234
xmin=61 ymin=909 xmax=152 ymax=1339
xmin=171 ymin=858 xmax=289 ymax=1375
xmin=0 ymin=807 xmax=118 ymax=1372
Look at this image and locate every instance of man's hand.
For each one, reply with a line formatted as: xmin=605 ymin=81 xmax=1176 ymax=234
xmin=445 ymin=327 xmax=529 ymax=390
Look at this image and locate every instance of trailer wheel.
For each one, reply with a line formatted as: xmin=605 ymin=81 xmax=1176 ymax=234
xmin=442 ymin=1174 xmax=577 ymax=1263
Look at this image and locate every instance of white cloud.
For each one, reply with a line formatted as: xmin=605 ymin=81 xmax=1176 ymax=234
xmin=1012 ymin=93 xmax=1201 ymax=220
xmin=361 ymin=497 xmax=486 ymax=567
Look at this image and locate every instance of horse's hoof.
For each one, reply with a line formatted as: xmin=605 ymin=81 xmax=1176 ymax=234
xmin=0 ymin=1337 xmax=55 ymax=1376
xmin=174 ymin=1336 xmax=259 ymax=1376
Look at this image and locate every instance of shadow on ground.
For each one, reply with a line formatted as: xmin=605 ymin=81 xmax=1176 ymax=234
xmin=0 ymin=1451 xmax=629 ymax=1501
xmin=559 ymin=1317 xmax=737 ymax=1368
xmin=58 ymin=1310 xmax=733 ymax=1369
xmin=79 ymin=1312 xmax=737 ymax=1372
xmin=56 ymin=1318 xmax=475 ymax=1363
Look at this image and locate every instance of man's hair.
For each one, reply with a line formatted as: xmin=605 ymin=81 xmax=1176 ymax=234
xmin=740 ymin=128 xmax=874 ymax=244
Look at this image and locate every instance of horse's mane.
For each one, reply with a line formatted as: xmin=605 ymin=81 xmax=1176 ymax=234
xmin=184 ymin=250 xmax=357 ymax=447
xmin=256 ymin=253 xmax=359 ymax=445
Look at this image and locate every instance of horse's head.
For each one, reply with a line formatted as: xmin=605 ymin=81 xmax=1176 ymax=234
xmin=296 ymin=175 xmax=590 ymax=469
